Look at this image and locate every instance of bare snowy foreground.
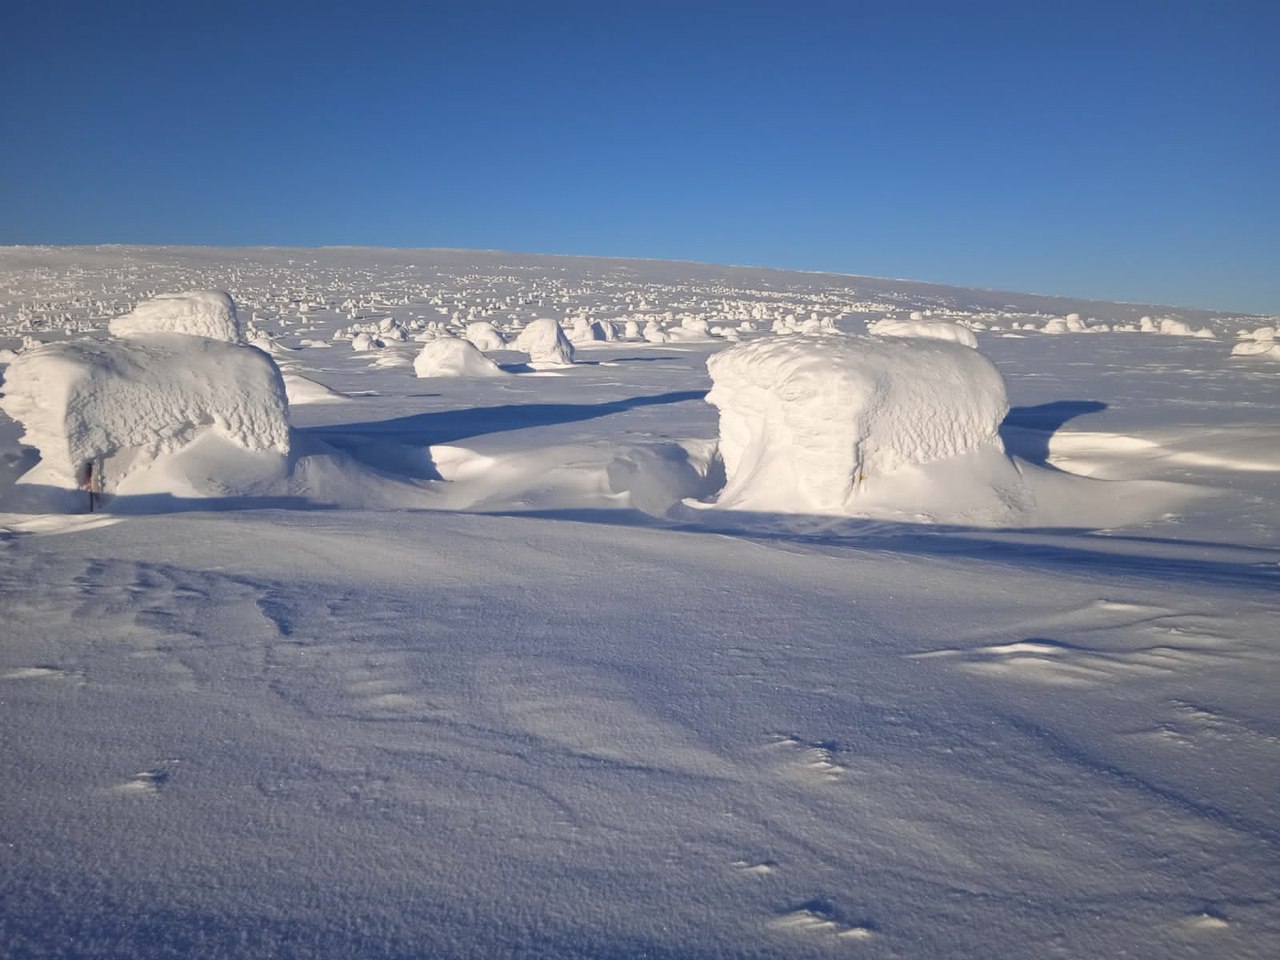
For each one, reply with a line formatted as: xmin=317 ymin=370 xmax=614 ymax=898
xmin=1 ymin=247 xmax=1277 ymax=959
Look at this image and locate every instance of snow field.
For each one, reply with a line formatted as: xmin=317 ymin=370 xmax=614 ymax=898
xmin=0 ymin=247 xmax=1276 ymax=959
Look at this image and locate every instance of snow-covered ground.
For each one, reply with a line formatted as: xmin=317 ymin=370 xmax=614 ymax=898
xmin=1 ymin=247 xmax=1277 ymax=959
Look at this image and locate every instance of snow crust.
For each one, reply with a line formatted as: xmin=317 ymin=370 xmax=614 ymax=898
xmin=108 ymin=290 xmax=242 ymax=342
xmin=413 ymin=336 xmax=506 ymax=378
xmin=706 ymin=334 xmax=1007 ymax=513
xmin=0 ymin=334 xmax=288 ymax=495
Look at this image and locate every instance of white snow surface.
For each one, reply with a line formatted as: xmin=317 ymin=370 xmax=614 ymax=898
xmin=0 ymin=246 xmax=1277 ymax=960
xmin=108 ymin=289 xmax=242 ymax=342
xmin=706 ymin=334 xmax=1007 ymax=514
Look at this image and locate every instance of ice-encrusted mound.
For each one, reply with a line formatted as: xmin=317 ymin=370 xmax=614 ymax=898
xmin=1231 ymin=326 xmax=1280 ymax=361
xmin=0 ymin=334 xmax=289 ymax=498
xmin=109 ymin=291 xmax=242 ymax=343
xmin=511 ymin=318 xmax=575 ymax=366
xmin=413 ymin=336 xmax=506 ymax=378
xmin=463 ymin=321 xmax=506 ymax=352
xmin=705 ymin=334 xmax=1008 ymax=514
xmin=1231 ymin=340 xmax=1280 ymax=361
xmin=867 ymin=317 xmax=978 ymax=348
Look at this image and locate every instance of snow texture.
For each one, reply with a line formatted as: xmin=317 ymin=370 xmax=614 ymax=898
xmin=1231 ymin=327 xmax=1280 ymax=360
xmin=108 ymin=290 xmax=242 ymax=342
xmin=706 ymin=334 xmax=1008 ymax=513
xmin=0 ymin=247 xmax=1276 ymax=960
xmin=0 ymin=334 xmax=289 ymax=493
xmin=462 ymin=320 xmax=506 ymax=351
xmin=867 ymin=316 xmax=979 ymax=348
xmin=511 ymin=316 xmax=575 ymax=365
xmin=413 ymin=335 xmax=506 ymax=378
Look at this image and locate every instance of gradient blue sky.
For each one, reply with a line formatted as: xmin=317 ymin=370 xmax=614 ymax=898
xmin=3 ymin=0 xmax=1276 ymax=312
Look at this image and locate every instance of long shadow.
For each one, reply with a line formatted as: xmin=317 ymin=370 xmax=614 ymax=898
xmin=1000 ymin=400 xmax=1107 ymax=463
xmin=303 ymin=389 xmax=708 ymax=448
xmin=491 ymin=506 xmax=1280 ymax=594
xmin=0 ymin=482 xmax=333 ymax=520
xmin=6 ymin=482 xmax=1276 ymax=593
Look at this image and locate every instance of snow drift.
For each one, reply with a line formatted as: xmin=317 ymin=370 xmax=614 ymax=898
xmin=0 ymin=334 xmax=289 ymax=502
xmin=414 ymin=336 xmax=506 ymax=378
xmin=704 ymin=334 xmax=1008 ymax=515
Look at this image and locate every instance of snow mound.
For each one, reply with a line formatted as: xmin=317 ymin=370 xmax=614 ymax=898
xmin=0 ymin=334 xmax=289 ymax=501
xmin=463 ymin=321 xmax=506 ymax=352
xmin=1230 ymin=326 xmax=1280 ymax=360
xmin=1231 ymin=339 xmax=1280 ymax=361
xmin=704 ymin=334 xmax=1008 ymax=514
xmin=109 ymin=291 xmax=242 ymax=343
xmin=1039 ymin=314 xmax=1092 ymax=335
xmin=282 ymin=373 xmax=347 ymax=404
xmin=511 ymin=318 xmax=575 ymax=366
xmin=867 ymin=317 xmax=978 ymax=348
xmin=413 ymin=336 xmax=506 ymax=378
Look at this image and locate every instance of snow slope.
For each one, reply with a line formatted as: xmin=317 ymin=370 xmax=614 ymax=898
xmin=0 ymin=247 xmax=1276 ymax=959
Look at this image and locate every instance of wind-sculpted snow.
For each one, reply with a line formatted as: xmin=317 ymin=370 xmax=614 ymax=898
xmin=413 ymin=335 xmax=506 ymax=378
xmin=866 ymin=315 xmax=978 ymax=347
xmin=1232 ymin=326 xmax=1280 ymax=361
xmin=511 ymin=316 xmax=575 ymax=366
xmin=706 ymin=335 xmax=1008 ymax=514
xmin=0 ymin=333 xmax=289 ymax=495
xmin=108 ymin=290 xmax=242 ymax=342
xmin=0 ymin=247 xmax=1277 ymax=960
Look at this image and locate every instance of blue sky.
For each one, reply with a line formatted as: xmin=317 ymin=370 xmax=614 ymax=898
xmin=3 ymin=0 xmax=1276 ymax=312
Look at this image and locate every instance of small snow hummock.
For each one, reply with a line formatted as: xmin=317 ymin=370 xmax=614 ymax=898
xmin=413 ymin=336 xmax=506 ymax=378
xmin=704 ymin=334 xmax=1008 ymax=514
xmin=867 ymin=317 xmax=978 ymax=348
xmin=109 ymin=290 xmax=242 ymax=343
xmin=511 ymin=318 xmax=575 ymax=366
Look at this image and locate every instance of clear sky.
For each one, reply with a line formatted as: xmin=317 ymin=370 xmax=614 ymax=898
xmin=3 ymin=0 xmax=1276 ymax=313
